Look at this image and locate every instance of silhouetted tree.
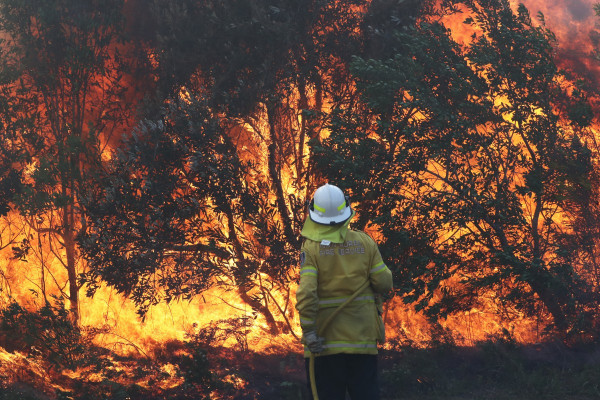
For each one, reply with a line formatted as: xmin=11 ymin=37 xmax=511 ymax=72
xmin=0 ymin=0 xmax=132 ymax=322
xmin=314 ymin=0 xmax=599 ymax=338
xmin=79 ymin=0 xmax=403 ymax=333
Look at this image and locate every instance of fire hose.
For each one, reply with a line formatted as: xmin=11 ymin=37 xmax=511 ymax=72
xmin=309 ymin=280 xmax=371 ymax=400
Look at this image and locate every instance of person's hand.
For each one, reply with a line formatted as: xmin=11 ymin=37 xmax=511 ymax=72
xmin=304 ymin=331 xmax=324 ymax=353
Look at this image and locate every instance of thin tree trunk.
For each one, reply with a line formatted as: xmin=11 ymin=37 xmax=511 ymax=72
xmin=267 ymin=104 xmax=298 ymax=246
xmin=526 ymin=266 xmax=568 ymax=336
xmin=223 ymin=201 xmax=280 ymax=335
xmin=297 ymin=79 xmax=308 ymax=186
xmin=63 ymin=205 xmax=79 ymax=324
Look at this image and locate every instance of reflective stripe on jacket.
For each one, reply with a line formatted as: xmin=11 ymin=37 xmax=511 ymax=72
xmin=295 ymin=229 xmax=393 ymax=357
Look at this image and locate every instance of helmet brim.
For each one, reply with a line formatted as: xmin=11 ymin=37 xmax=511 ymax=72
xmin=309 ymin=206 xmax=353 ymax=225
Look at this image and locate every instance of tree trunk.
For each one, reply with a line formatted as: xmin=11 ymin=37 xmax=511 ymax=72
xmin=297 ymin=79 xmax=308 ymax=187
xmin=63 ymin=207 xmax=80 ymax=324
xmin=267 ymin=104 xmax=298 ymax=247
xmin=223 ymin=201 xmax=280 ymax=335
xmin=526 ymin=271 xmax=568 ymax=336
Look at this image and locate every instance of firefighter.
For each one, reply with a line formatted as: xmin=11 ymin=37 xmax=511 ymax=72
xmin=296 ymin=183 xmax=393 ymax=400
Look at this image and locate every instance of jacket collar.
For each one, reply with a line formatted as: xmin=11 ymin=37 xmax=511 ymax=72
xmin=300 ymin=210 xmax=356 ymax=244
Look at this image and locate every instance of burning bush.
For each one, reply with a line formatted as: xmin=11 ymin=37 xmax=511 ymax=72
xmin=0 ymin=297 xmax=85 ymax=370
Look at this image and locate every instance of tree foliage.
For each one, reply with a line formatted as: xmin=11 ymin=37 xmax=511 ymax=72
xmin=0 ymin=0 xmax=132 ymax=321
xmin=1 ymin=0 xmax=598 ymax=343
xmin=80 ymin=95 xmax=254 ymax=315
xmin=79 ymin=0 xmax=402 ymax=332
xmin=313 ymin=0 xmax=599 ymax=337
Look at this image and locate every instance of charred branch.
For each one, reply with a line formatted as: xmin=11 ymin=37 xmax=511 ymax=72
xmin=267 ymin=104 xmax=299 ymax=247
xmin=168 ymin=243 xmax=230 ymax=259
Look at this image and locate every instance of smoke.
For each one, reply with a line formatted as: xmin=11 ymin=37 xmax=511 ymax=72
xmin=567 ymin=0 xmax=592 ymax=21
xmin=517 ymin=0 xmax=600 ymax=90
xmin=519 ymin=0 xmax=594 ymax=45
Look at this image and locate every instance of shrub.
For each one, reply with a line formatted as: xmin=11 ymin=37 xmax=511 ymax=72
xmin=0 ymin=297 xmax=85 ymax=369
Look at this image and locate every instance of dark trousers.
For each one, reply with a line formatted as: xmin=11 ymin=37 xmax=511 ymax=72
xmin=304 ymin=353 xmax=379 ymax=400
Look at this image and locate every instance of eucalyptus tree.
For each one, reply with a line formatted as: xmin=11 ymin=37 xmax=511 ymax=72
xmin=79 ymin=0 xmax=381 ymax=333
xmin=313 ymin=0 xmax=598 ymax=338
xmin=0 ymin=0 xmax=132 ymax=321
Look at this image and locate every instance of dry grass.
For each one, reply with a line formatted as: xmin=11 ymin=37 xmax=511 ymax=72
xmin=1 ymin=337 xmax=600 ymax=399
xmin=378 ymin=339 xmax=600 ymax=400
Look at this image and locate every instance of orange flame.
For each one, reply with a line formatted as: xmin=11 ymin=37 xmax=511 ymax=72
xmin=2 ymin=1 xmax=600 ymax=374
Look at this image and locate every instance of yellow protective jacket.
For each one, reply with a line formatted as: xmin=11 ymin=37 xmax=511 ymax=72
xmin=296 ymin=217 xmax=393 ymax=357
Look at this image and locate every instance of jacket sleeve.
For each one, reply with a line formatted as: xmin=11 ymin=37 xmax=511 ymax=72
xmin=295 ymin=242 xmax=319 ymax=335
xmin=365 ymin=234 xmax=393 ymax=295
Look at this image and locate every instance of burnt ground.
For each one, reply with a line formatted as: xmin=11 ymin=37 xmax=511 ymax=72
xmin=1 ymin=340 xmax=600 ymax=399
xmin=196 ymin=340 xmax=600 ymax=400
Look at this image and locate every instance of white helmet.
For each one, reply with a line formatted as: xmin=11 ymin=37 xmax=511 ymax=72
xmin=308 ymin=183 xmax=352 ymax=225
